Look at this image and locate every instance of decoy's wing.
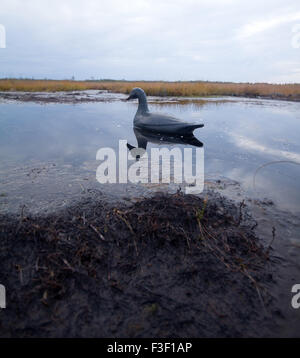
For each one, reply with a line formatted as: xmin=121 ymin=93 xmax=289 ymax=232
xmin=134 ymin=112 xmax=204 ymax=134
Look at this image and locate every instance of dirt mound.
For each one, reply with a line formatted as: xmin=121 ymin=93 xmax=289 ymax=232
xmin=0 ymin=192 xmax=278 ymax=337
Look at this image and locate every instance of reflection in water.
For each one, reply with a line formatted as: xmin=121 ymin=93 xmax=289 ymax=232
xmin=127 ymin=126 xmax=203 ymax=152
xmin=232 ymin=133 xmax=300 ymax=162
xmin=148 ymin=98 xmax=233 ymax=110
xmin=121 ymin=126 xmax=204 ymax=193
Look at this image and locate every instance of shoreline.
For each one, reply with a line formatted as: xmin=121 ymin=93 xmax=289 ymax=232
xmin=1 ymin=90 xmax=300 ymax=104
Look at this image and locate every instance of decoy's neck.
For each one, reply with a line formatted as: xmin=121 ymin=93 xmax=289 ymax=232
xmin=136 ymin=92 xmax=149 ymax=114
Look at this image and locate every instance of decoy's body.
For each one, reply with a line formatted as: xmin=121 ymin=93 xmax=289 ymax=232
xmin=126 ymin=87 xmax=204 ymax=135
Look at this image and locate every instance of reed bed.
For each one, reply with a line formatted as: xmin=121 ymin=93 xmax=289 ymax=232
xmin=1 ymin=79 xmax=300 ymax=99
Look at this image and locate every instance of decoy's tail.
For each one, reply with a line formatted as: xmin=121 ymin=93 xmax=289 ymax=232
xmin=182 ymin=135 xmax=203 ymax=147
xmin=183 ymin=123 xmax=204 ymax=135
xmin=127 ymin=143 xmax=136 ymax=151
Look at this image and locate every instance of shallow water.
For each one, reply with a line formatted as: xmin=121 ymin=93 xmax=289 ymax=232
xmin=0 ymin=92 xmax=300 ymax=214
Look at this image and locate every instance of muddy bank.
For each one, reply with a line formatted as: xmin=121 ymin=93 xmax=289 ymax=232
xmin=231 ymin=93 xmax=300 ymax=102
xmin=0 ymin=191 xmax=281 ymax=338
xmin=0 ymin=90 xmax=231 ymax=105
xmin=1 ymin=90 xmax=299 ymax=104
xmin=0 ymin=90 xmax=124 ymax=104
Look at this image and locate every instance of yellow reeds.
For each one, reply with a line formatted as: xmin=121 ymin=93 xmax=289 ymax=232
xmin=0 ymin=79 xmax=300 ymax=98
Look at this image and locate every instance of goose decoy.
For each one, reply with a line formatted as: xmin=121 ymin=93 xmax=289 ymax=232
xmin=126 ymin=87 xmax=204 ymax=135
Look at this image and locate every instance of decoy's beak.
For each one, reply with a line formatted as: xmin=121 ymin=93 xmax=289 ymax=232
xmin=126 ymin=94 xmax=133 ymax=101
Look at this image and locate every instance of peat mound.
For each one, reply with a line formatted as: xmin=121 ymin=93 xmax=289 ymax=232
xmin=0 ymin=192 xmax=278 ymax=337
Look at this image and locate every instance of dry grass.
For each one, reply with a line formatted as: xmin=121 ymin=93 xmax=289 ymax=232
xmin=1 ymin=79 xmax=300 ymax=99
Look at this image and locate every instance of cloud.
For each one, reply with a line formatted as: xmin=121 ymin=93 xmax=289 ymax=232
xmin=236 ymin=12 xmax=300 ymax=39
xmin=0 ymin=0 xmax=299 ymax=82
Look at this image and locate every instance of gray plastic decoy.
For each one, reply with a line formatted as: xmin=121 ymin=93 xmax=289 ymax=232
xmin=126 ymin=87 xmax=204 ymax=135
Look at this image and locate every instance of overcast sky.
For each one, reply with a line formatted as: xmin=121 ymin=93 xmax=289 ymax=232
xmin=0 ymin=0 xmax=300 ymax=83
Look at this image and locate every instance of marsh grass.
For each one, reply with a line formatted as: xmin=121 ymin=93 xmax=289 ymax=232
xmin=1 ymin=79 xmax=300 ymax=99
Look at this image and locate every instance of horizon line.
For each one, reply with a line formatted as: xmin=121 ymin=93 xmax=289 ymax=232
xmin=0 ymin=77 xmax=299 ymax=85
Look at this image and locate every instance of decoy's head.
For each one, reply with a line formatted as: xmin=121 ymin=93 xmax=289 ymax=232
xmin=126 ymin=87 xmax=146 ymax=101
